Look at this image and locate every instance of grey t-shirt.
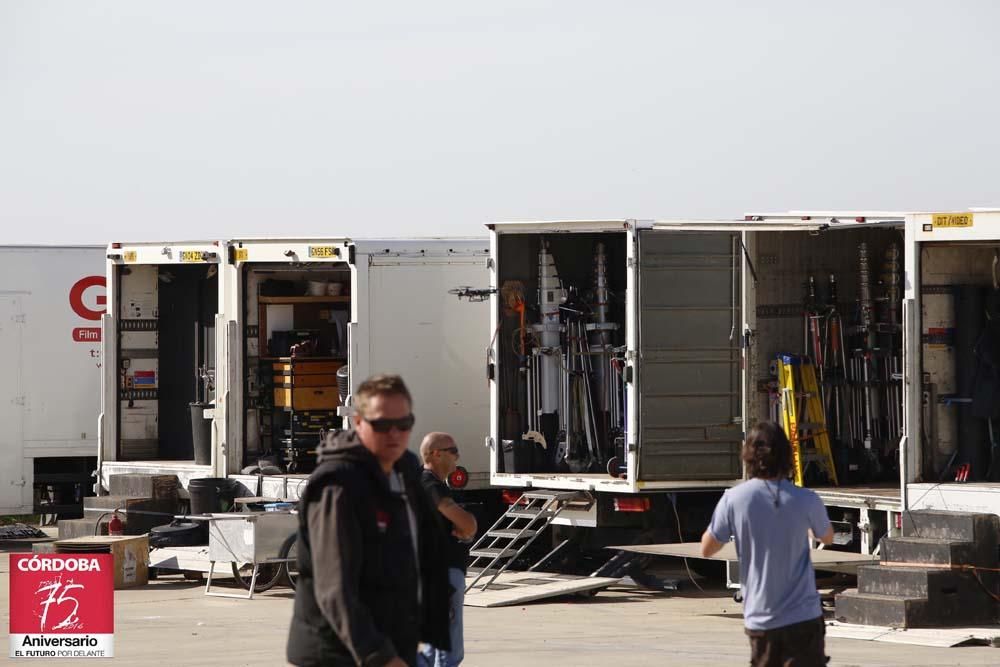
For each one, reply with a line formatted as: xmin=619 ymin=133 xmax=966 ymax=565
xmin=708 ymin=478 xmax=832 ymax=631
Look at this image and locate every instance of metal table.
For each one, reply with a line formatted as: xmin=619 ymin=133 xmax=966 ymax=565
xmin=186 ymin=512 xmax=298 ymax=599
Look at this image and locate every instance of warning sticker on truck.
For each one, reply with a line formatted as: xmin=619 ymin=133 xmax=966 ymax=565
xmin=932 ymin=213 xmax=974 ymax=228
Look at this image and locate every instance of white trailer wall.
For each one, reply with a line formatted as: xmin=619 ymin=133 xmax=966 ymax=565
xmin=352 ymin=240 xmax=491 ymax=488
xmin=0 ymin=246 xmax=105 ymax=513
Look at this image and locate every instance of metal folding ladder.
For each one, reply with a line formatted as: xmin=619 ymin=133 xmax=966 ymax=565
xmin=777 ymin=354 xmax=839 ymax=487
xmin=465 ymin=490 xmax=579 ymax=592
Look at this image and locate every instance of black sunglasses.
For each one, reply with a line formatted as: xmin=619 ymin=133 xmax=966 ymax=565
xmin=363 ymin=414 xmax=416 ymax=433
xmin=436 ymin=447 xmax=459 ymax=455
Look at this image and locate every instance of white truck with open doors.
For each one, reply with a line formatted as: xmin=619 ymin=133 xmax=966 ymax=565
xmin=98 ymin=237 xmax=492 ymax=503
xmin=904 ymin=209 xmax=1000 ymax=515
xmin=0 ymin=245 xmax=105 ymax=516
xmin=485 ymin=217 xmax=916 ymax=555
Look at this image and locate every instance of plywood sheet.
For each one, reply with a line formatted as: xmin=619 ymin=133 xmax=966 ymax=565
xmin=464 ymin=570 xmax=620 ymax=608
xmin=826 ymin=621 xmax=1000 ymax=647
xmin=610 ymin=542 xmax=877 ymax=573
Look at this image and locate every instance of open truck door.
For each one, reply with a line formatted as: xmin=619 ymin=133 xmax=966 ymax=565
xmin=101 ymin=241 xmax=226 ymax=481
xmin=630 ymin=225 xmax=746 ymax=482
xmin=227 ymin=238 xmax=352 ymax=475
xmin=634 ymin=219 xmax=876 ymax=484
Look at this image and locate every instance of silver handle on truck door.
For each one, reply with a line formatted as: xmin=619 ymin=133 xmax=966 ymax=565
xmin=194 ymin=321 xmax=201 ymax=400
xmin=212 ymin=416 xmax=221 ymax=475
xmin=96 ymin=412 xmax=105 ymax=496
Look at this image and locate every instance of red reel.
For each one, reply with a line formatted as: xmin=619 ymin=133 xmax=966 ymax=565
xmin=448 ymin=466 xmax=469 ymax=489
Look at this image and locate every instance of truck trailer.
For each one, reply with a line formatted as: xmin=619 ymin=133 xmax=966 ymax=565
xmin=0 ymin=245 xmax=105 ymax=516
xmin=482 ymin=217 xmax=916 ymax=558
xmin=97 ymin=237 xmax=492 ymax=503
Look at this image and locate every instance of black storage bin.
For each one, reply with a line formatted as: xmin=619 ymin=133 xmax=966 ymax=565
xmin=502 ymin=439 xmax=539 ymax=474
xmin=150 ymin=520 xmax=207 ymax=547
xmin=188 ymin=477 xmax=236 ymax=515
xmin=189 ymin=403 xmax=212 ymax=465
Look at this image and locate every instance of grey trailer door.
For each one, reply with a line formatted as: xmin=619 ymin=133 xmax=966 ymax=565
xmin=636 ymin=229 xmax=743 ymax=481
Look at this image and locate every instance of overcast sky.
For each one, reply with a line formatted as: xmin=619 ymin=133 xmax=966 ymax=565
xmin=2 ymin=1 xmax=998 ymax=244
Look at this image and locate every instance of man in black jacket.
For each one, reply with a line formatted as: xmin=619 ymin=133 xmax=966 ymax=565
xmin=287 ymin=374 xmax=451 ymax=667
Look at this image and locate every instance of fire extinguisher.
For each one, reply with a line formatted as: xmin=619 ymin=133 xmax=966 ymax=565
xmin=108 ymin=512 xmax=123 ymax=536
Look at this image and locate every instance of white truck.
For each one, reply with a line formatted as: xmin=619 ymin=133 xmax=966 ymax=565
xmin=97 ymin=237 xmax=492 ymax=502
xmin=0 ymin=245 xmax=106 ymax=515
xmin=483 ymin=214 xmax=1000 ymax=558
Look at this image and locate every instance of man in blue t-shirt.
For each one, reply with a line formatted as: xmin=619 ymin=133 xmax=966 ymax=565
xmin=701 ymin=422 xmax=834 ymax=666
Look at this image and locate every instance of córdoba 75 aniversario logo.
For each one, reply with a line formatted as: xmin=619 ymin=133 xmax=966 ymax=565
xmin=9 ymin=554 xmax=114 ymax=659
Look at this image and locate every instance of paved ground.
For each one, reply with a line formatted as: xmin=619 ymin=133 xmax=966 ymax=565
xmin=2 ymin=549 xmax=1000 ymax=666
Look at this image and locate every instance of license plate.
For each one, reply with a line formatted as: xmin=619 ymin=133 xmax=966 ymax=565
xmin=932 ymin=213 xmax=974 ymax=228
xmin=180 ymin=250 xmax=205 ymax=262
xmin=309 ymin=246 xmax=338 ymax=258
xmin=123 ymin=251 xmax=137 ymax=263
xmin=234 ymin=248 xmax=249 ymax=262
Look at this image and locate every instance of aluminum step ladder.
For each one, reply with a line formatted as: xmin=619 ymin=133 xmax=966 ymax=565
xmin=465 ymin=490 xmax=580 ymax=592
xmin=777 ymin=354 xmax=839 ymax=487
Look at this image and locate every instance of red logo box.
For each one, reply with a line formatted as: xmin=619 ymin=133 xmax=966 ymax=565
xmin=9 ymin=554 xmax=114 ymax=659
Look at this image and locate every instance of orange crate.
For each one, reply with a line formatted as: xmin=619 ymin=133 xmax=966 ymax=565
xmin=274 ymin=374 xmax=337 ymax=388
xmin=272 ymin=360 xmax=343 ymax=375
xmin=274 ymin=386 xmax=339 ymax=410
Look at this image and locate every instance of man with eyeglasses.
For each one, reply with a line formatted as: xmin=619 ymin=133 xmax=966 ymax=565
xmin=418 ymin=433 xmax=477 ymax=667
xmin=287 ymin=374 xmax=451 ymax=667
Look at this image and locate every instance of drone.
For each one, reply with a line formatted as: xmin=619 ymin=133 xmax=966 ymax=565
xmin=449 ymin=286 xmax=496 ymax=302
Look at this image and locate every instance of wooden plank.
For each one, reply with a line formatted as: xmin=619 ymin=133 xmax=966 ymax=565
xmin=813 ymin=484 xmax=900 ymax=498
xmin=609 ymin=542 xmax=877 ymax=573
xmin=464 ymin=571 xmax=620 ymax=608
xmin=55 ymin=535 xmax=140 ymax=546
xmin=826 ymin=621 xmax=1000 ymax=647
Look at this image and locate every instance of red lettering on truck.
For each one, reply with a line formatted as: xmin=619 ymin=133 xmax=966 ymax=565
xmin=69 ymin=276 xmax=107 ymax=321
xmin=72 ymin=328 xmax=102 ymax=342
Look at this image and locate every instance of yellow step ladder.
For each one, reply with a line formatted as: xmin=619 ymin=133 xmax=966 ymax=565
xmin=777 ymin=354 xmax=839 ymax=487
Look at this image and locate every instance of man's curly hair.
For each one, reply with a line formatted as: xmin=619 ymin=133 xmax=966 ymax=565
xmin=742 ymin=422 xmax=793 ymax=479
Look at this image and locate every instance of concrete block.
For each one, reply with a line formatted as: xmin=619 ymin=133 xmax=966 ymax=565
xmin=881 ymin=537 xmax=982 ymax=567
xmin=108 ymin=474 xmax=179 ymax=501
xmin=903 ymin=510 xmax=999 ymax=546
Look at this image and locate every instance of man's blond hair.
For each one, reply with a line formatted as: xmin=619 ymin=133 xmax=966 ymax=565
xmin=355 ymin=374 xmax=412 ymax=417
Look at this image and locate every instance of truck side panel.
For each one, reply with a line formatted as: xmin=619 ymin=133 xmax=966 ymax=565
xmin=366 ymin=256 xmax=490 ymax=486
xmin=0 ymin=246 xmax=105 ymax=513
xmin=636 ymin=230 xmax=743 ymax=481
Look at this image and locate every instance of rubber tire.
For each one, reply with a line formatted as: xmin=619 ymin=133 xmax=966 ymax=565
xmin=231 ymin=562 xmax=283 ymax=592
xmin=279 ymin=533 xmax=299 ymax=590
